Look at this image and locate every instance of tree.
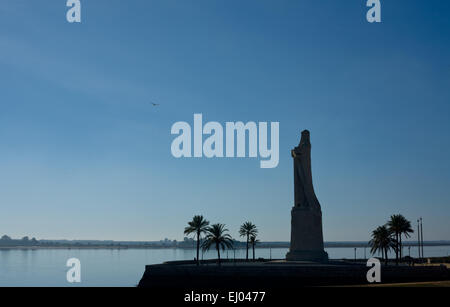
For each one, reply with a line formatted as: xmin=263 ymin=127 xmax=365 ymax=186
xmin=0 ymin=235 xmax=11 ymax=241
xmin=387 ymin=214 xmax=413 ymax=264
xmin=0 ymin=235 xmax=12 ymax=247
xmin=398 ymin=216 xmax=414 ymax=259
xmin=250 ymin=235 xmax=259 ymax=261
xmin=184 ymin=215 xmax=209 ymax=266
xmin=202 ymin=224 xmax=233 ymax=266
xmin=369 ymin=225 xmax=395 ymax=265
xmin=239 ymin=222 xmax=258 ymax=261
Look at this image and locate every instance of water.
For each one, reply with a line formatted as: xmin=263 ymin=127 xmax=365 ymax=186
xmin=0 ymin=246 xmax=448 ymax=287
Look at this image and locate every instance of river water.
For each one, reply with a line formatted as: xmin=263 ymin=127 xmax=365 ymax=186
xmin=0 ymin=246 xmax=449 ymax=286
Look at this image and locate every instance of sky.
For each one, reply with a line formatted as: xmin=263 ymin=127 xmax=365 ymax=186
xmin=0 ymin=0 xmax=449 ymax=242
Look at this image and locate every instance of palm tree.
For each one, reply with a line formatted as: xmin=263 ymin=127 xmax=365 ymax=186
xmin=250 ymin=235 xmax=259 ymax=261
xmin=369 ymin=225 xmax=395 ymax=265
xmin=387 ymin=214 xmax=414 ymax=264
xmin=184 ymin=215 xmax=209 ymax=266
xmin=239 ymin=222 xmax=258 ymax=261
xmin=398 ymin=217 xmax=414 ymax=259
xmin=202 ymin=224 xmax=234 ymax=265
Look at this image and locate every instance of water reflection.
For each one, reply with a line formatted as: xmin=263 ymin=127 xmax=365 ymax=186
xmin=0 ymin=246 xmax=448 ymax=286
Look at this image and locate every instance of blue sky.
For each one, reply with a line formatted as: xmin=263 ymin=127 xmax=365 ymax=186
xmin=0 ymin=0 xmax=449 ymax=241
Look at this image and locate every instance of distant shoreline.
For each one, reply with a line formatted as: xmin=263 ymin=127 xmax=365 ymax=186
xmin=1 ymin=241 xmax=449 ymax=251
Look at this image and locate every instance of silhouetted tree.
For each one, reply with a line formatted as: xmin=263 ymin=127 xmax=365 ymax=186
xmin=239 ymin=222 xmax=258 ymax=261
xmin=202 ymin=224 xmax=233 ymax=266
xmin=0 ymin=235 xmax=12 ymax=246
xmin=369 ymin=225 xmax=395 ymax=265
xmin=398 ymin=217 xmax=414 ymax=259
xmin=21 ymin=236 xmax=30 ymax=245
xmin=387 ymin=214 xmax=413 ymax=264
xmin=1 ymin=235 xmax=11 ymax=241
xmin=184 ymin=215 xmax=210 ymax=266
xmin=250 ymin=235 xmax=259 ymax=261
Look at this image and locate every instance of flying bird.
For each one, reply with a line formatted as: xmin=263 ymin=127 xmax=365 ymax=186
xmin=150 ymin=102 xmax=160 ymax=106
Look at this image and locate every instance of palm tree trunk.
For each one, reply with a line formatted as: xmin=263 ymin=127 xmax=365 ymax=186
xmin=252 ymin=243 xmax=255 ymax=261
xmin=399 ymin=235 xmax=402 ymax=261
xmin=384 ymin=248 xmax=388 ymax=265
xmin=395 ymin=233 xmax=399 ymax=265
xmin=196 ymin=231 xmax=200 ymax=266
xmin=246 ymin=235 xmax=249 ymax=261
xmin=216 ymin=244 xmax=221 ymax=266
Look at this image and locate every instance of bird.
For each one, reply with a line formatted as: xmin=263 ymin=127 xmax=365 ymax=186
xmin=150 ymin=102 xmax=160 ymax=106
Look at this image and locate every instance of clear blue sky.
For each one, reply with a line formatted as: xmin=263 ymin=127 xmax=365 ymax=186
xmin=0 ymin=0 xmax=449 ymax=242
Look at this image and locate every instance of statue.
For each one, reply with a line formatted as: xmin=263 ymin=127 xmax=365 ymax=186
xmin=286 ymin=130 xmax=328 ymax=262
xmin=292 ymin=130 xmax=321 ymax=211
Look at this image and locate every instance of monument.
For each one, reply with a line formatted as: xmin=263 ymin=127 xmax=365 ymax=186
xmin=286 ymin=130 xmax=328 ymax=262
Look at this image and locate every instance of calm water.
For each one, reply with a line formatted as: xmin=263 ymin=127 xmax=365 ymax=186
xmin=0 ymin=246 xmax=449 ymax=287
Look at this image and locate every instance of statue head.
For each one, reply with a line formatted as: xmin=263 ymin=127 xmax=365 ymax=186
xmin=300 ymin=130 xmax=311 ymax=146
xmin=292 ymin=130 xmax=311 ymax=156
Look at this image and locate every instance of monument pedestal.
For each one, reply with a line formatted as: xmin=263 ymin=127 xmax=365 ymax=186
xmin=286 ymin=130 xmax=328 ymax=263
xmin=286 ymin=207 xmax=328 ymax=262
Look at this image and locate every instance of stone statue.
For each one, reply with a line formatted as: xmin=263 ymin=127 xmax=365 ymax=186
xmin=286 ymin=130 xmax=328 ymax=262
xmin=291 ymin=130 xmax=321 ymax=211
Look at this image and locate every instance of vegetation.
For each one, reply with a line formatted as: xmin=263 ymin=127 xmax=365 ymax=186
xmin=201 ymin=224 xmax=234 ymax=265
xmin=184 ymin=215 xmax=210 ymax=266
xmin=239 ymin=222 xmax=258 ymax=261
xmin=387 ymin=214 xmax=414 ymax=264
xmin=369 ymin=214 xmax=414 ymax=265
xmin=369 ymin=225 xmax=395 ymax=265
xmin=0 ymin=235 xmax=39 ymax=247
xmin=250 ymin=235 xmax=259 ymax=261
